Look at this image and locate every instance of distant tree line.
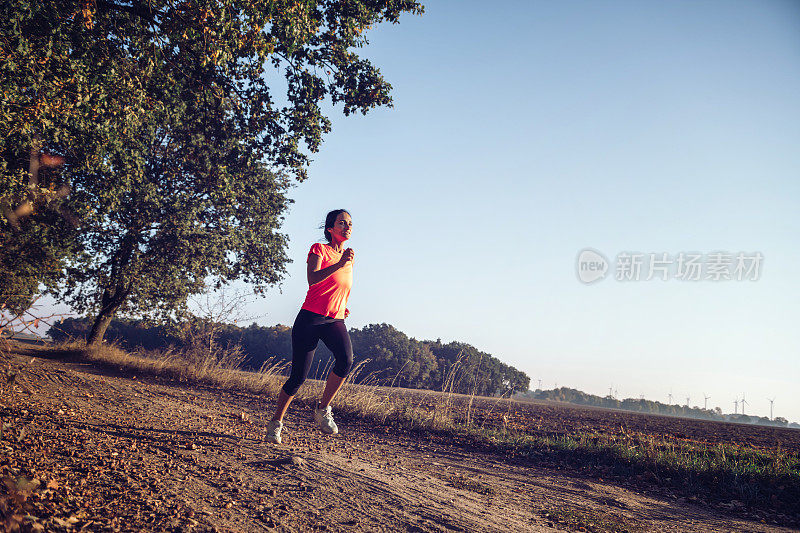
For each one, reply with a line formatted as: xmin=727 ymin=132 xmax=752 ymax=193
xmin=49 ymin=318 xmax=530 ymax=396
xmin=516 ymin=387 xmax=794 ymax=427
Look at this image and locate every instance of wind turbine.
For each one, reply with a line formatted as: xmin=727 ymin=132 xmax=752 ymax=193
xmin=740 ymin=393 xmax=749 ymax=415
xmin=733 ymin=398 xmax=739 ymax=414
xmin=768 ymin=397 xmax=775 ymax=420
xmin=686 ymin=396 xmax=691 ymax=407
xmin=537 ymin=379 xmax=542 ymax=390
xmin=668 ymin=391 xmax=673 ymax=405
xmin=703 ymin=393 xmax=711 ymax=410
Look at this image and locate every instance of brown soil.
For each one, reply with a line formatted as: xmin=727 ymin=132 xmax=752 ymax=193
xmin=1 ymin=345 xmax=796 ymax=532
xmin=505 ymin=400 xmax=800 ymax=453
xmin=401 ymin=391 xmax=800 ymax=453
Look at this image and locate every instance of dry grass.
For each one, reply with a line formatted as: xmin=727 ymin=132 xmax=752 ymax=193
xmin=58 ymin=339 xmax=289 ymax=396
xmin=53 ymin=340 xmax=414 ymax=422
xmin=45 ymin=339 xmax=486 ymax=435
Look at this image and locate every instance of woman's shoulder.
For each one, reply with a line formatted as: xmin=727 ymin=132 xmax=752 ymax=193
xmin=309 ymin=242 xmax=341 ymax=257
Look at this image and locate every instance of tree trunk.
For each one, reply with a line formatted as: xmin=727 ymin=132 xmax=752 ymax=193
xmin=87 ymin=309 xmax=116 ymax=347
xmin=87 ymin=230 xmax=138 ymax=347
xmin=87 ymin=289 xmax=127 ymax=346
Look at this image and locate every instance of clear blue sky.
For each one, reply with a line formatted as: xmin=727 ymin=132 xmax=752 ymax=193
xmin=254 ymin=0 xmax=800 ymax=422
xmin=48 ymin=1 xmax=800 ymax=422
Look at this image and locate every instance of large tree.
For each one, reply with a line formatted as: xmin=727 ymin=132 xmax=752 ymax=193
xmin=1 ymin=0 xmax=424 ymax=342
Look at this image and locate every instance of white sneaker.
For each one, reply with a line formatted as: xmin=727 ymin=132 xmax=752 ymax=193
xmin=313 ymin=404 xmax=339 ymax=435
xmin=266 ymin=419 xmax=283 ymax=444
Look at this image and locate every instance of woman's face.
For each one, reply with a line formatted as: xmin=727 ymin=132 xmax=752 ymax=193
xmin=328 ymin=211 xmax=352 ymax=243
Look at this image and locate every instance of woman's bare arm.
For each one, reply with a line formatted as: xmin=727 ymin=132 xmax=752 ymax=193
xmin=306 ymin=248 xmax=354 ymax=286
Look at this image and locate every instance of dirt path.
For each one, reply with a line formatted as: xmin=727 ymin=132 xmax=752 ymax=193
xmin=1 ymin=347 xmax=793 ymax=532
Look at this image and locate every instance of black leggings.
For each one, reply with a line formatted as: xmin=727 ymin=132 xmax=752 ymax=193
xmin=281 ymin=309 xmax=353 ymax=396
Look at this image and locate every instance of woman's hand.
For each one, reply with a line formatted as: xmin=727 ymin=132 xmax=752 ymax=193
xmin=345 ymin=308 xmax=350 ymax=318
xmin=338 ymin=248 xmax=354 ymax=266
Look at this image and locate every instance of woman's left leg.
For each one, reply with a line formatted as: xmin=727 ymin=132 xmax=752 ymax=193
xmin=317 ymin=320 xmax=353 ymax=408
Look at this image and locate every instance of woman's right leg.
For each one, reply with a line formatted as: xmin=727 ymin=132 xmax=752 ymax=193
xmin=271 ymin=310 xmax=319 ymax=421
xmin=271 ymin=389 xmax=294 ymax=422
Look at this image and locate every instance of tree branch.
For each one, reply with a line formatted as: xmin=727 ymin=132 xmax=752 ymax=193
xmin=95 ymin=0 xmax=161 ymax=24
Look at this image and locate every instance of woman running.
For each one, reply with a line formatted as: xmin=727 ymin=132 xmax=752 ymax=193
xmin=266 ymin=209 xmax=354 ymax=444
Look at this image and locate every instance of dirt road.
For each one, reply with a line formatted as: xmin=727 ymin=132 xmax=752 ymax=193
xmin=1 ymin=347 xmax=793 ymax=532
